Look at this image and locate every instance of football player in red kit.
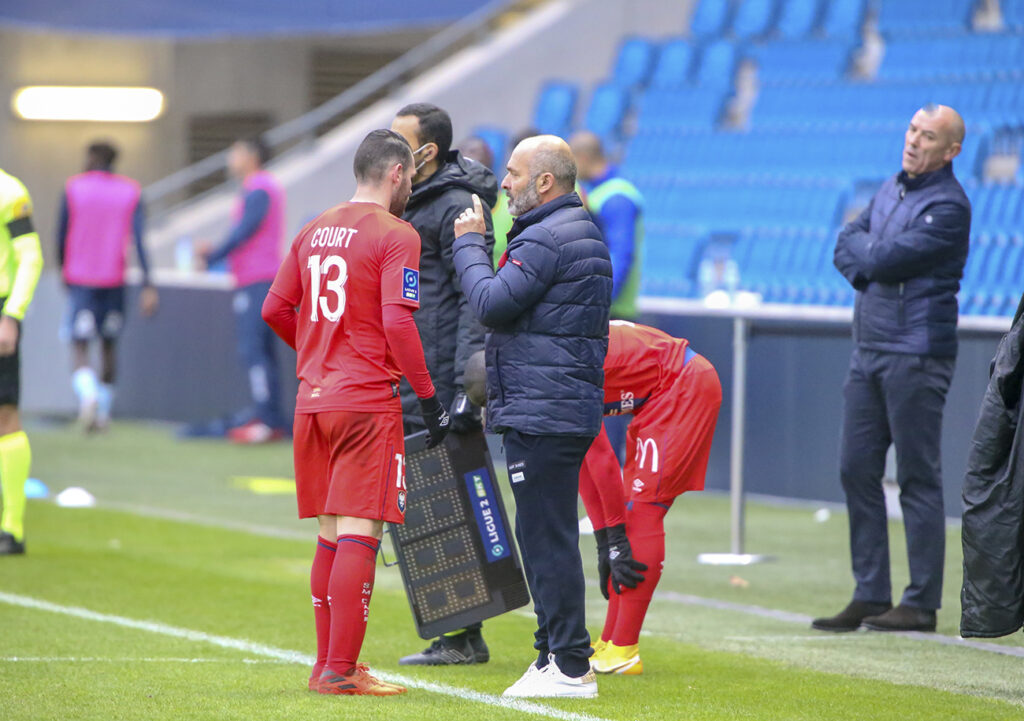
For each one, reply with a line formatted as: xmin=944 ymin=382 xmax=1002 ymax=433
xmin=464 ymin=320 xmax=721 ymax=676
xmin=578 ymin=320 xmax=722 ymax=675
xmin=262 ymin=129 xmax=450 ymax=696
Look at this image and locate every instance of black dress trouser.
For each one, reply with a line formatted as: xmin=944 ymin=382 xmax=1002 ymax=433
xmin=503 ymin=428 xmax=595 ymax=677
xmin=839 ymin=347 xmax=955 ymax=610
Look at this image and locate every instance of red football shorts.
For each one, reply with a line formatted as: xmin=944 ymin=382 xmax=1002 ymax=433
xmin=624 ymin=354 xmax=722 ymax=503
xmin=293 ymin=410 xmax=407 ymax=523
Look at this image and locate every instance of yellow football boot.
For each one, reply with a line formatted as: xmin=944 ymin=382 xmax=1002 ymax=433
xmin=592 ymin=642 xmax=643 ymax=675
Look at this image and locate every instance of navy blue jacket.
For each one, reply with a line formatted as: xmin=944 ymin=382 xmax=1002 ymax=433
xmin=452 ymin=192 xmax=612 ymax=437
xmin=834 ymin=163 xmax=971 ymax=357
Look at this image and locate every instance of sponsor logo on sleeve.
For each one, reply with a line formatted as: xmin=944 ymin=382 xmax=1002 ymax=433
xmin=402 ymin=268 xmax=419 ymax=301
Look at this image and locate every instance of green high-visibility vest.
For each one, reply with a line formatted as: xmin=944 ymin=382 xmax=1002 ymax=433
xmin=587 ymin=176 xmax=644 ymax=319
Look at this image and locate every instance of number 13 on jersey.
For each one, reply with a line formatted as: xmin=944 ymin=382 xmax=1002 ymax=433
xmin=307 ymin=254 xmax=348 ymax=322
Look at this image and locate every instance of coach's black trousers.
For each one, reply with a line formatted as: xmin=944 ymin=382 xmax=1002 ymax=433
xmin=503 ymin=429 xmax=594 ymax=677
xmin=839 ymin=348 xmax=955 ymax=611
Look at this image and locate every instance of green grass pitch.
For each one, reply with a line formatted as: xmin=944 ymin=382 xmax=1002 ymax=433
xmin=1 ymin=421 xmax=1022 ymax=720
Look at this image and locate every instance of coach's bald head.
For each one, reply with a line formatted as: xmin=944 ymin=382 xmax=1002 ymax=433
xmin=501 ymin=134 xmax=577 ymax=216
xmin=903 ymin=104 xmax=965 ymax=178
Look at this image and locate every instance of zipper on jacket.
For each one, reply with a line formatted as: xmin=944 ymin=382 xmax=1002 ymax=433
xmin=898 ymin=282 xmax=906 ymax=326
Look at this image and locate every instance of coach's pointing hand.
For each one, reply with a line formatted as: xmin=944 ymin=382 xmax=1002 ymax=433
xmin=453 ymin=194 xmax=487 ymax=239
xmin=419 ymin=394 xmax=451 ymax=449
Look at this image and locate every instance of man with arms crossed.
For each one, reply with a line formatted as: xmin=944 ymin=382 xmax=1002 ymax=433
xmin=817 ymin=104 xmax=971 ymax=633
xmin=262 ymin=129 xmax=450 ymax=695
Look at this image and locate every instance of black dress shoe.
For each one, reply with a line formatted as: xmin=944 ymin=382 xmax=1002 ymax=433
xmin=862 ymin=604 xmax=936 ymax=632
xmin=811 ymin=600 xmax=892 ymax=632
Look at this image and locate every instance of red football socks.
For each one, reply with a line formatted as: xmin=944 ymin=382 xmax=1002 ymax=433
xmin=601 ymin=589 xmax=620 ymax=642
xmin=325 ymin=534 xmax=380 ymax=673
xmin=610 ymin=501 xmax=669 ymax=647
xmin=310 ymin=536 xmax=337 ymax=675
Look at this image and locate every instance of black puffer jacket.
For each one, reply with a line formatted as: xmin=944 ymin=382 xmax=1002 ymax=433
xmin=961 ymin=295 xmax=1024 ymax=639
xmin=399 ymin=151 xmax=498 ymax=418
xmin=834 ymin=163 xmax=971 ymax=358
xmin=453 ymin=192 xmax=612 ymax=437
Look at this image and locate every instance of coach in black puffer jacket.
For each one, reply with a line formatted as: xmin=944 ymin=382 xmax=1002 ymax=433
xmin=452 ymin=135 xmax=611 ymax=690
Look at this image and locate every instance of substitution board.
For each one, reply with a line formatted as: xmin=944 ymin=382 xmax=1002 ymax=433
xmin=389 ymin=429 xmax=530 ymax=639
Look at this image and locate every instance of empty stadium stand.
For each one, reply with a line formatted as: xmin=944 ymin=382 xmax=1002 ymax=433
xmin=502 ymin=0 xmax=1024 ymax=316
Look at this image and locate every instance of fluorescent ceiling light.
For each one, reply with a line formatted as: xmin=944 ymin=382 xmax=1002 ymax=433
xmin=11 ymin=86 xmax=164 ymax=122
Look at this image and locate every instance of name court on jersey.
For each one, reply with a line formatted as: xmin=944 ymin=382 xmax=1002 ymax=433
xmin=310 ymin=225 xmax=358 ymax=249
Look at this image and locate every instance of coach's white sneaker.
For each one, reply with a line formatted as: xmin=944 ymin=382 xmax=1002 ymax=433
xmin=502 ymin=660 xmax=543 ymax=696
xmin=502 ymin=654 xmax=598 ymax=698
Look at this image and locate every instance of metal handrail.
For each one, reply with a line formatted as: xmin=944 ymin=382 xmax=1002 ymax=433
xmin=143 ymin=0 xmax=515 ymax=209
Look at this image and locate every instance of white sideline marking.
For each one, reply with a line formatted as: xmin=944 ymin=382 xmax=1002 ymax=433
xmin=657 ymin=591 xmax=1024 ymax=659
xmin=0 ymin=591 xmax=611 ymax=721
xmin=89 ymin=503 xmax=1024 ymax=661
xmin=102 ymin=502 xmax=310 ymax=541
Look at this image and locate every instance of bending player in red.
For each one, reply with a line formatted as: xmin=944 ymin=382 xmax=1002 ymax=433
xmin=263 ymin=129 xmax=450 ymax=696
xmin=579 ymin=320 xmax=722 ymax=675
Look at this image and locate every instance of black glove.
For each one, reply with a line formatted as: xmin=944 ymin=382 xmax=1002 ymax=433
xmin=419 ymin=395 xmax=451 ymax=449
xmin=595 ymin=523 xmax=647 ymax=599
xmin=450 ymin=391 xmax=482 ymax=435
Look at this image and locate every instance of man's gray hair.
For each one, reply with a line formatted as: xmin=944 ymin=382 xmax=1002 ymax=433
xmin=529 ymin=146 xmax=577 ymax=192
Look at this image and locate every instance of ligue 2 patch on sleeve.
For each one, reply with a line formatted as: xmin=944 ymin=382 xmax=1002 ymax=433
xmin=402 ymin=268 xmax=420 ymax=302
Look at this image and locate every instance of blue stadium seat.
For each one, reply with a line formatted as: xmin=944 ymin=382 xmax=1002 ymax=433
xmin=733 ymin=0 xmax=778 ymax=40
xmin=776 ymin=0 xmax=821 ymax=39
xmin=583 ymin=83 xmax=630 ymax=139
xmin=750 ymin=39 xmax=853 ymax=83
xmin=697 ymin=40 xmax=739 ymax=89
xmin=876 ymin=0 xmax=973 ymax=37
xmin=612 ymin=38 xmax=658 ymax=89
xmin=821 ymin=0 xmax=866 ymax=39
xmin=640 ymin=225 xmax=707 ymax=297
xmin=690 ymin=0 xmax=732 ymax=39
xmin=649 ymin=39 xmax=696 ymax=89
xmin=532 ymin=81 xmax=577 ymax=138
xmin=634 ymin=89 xmax=728 ymax=132
xmin=1006 ymin=0 xmax=1024 ymax=32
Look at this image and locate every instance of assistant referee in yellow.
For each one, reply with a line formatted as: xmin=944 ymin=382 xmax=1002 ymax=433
xmin=0 ymin=168 xmax=44 ymax=555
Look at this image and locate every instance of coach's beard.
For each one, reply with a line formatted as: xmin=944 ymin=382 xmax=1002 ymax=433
xmin=507 ymin=179 xmax=542 ymax=216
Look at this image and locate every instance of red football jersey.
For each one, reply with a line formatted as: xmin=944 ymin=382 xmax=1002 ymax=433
xmin=268 ymin=201 xmax=422 ymax=414
xmin=603 ymin=320 xmax=691 ymax=415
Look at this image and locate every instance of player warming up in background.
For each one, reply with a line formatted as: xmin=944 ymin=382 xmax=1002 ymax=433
xmin=58 ymin=141 xmax=158 ymax=432
xmin=580 ymin=321 xmax=721 ymax=674
xmin=0 ymin=169 xmax=44 ymax=555
xmin=262 ymin=129 xmax=450 ymax=696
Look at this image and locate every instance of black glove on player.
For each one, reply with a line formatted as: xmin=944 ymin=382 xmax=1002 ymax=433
xmin=419 ymin=395 xmax=451 ymax=449
xmin=450 ymin=390 xmax=482 ymax=435
xmin=594 ymin=523 xmax=647 ymax=600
